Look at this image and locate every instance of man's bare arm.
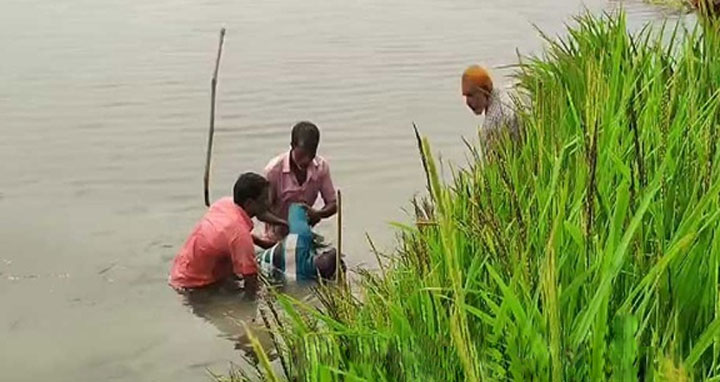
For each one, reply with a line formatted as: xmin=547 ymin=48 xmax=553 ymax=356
xmin=242 ymin=273 xmax=260 ymax=300
xmin=256 ymin=210 xmax=288 ymax=227
xmin=252 ymin=234 xmax=276 ymax=249
xmin=306 ymin=201 xmax=337 ymax=226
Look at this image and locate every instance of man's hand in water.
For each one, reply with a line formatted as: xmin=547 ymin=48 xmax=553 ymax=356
xmin=242 ymin=273 xmax=259 ymax=301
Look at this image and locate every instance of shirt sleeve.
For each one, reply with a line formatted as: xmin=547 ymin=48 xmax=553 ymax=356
xmin=319 ymin=161 xmax=337 ymax=205
xmin=264 ymin=162 xmax=279 ymax=207
xmin=229 ymin=232 xmax=258 ymax=276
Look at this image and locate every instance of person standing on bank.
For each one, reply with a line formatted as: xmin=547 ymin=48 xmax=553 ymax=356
xmin=461 ymin=65 xmax=520 ymax=148
xmin=262 ymin=121 xmax=337 ymax=243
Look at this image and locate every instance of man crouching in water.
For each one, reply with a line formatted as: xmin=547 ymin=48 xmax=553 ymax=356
xmin=169 ymin=172 xmax=271 ymax=300
xmin=169 ymin=172 xmax=341 ymax=300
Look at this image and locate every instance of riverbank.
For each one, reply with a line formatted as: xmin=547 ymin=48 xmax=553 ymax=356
xmin=236 ymin=9 xmax=720 ymax=382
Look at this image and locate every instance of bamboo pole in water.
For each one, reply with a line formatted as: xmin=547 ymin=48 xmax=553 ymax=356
xmin=203 ymin=28 xmax=226 ymax=207
xmin=336 ymin=189 xmax=344 ymax=285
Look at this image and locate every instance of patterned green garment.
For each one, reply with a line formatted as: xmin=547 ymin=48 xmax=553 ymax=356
xmin=256 ymin=203 xmax=317 ymax=282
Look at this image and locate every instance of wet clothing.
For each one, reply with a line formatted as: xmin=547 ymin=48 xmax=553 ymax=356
xmin=169 ymin=197 xmax=258 ymax=289
xmin=257 ymin=204 xmax=319 ymax=282
xmin=263 ymin=151 xmax=336 ymax=242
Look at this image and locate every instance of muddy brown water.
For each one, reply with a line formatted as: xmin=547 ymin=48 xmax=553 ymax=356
xmin=0 ymin=0 xmax=682 ymax=380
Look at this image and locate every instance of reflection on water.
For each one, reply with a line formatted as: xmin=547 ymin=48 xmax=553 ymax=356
xmin=179 ymin=280 xmax=316 ymax=364
xmin=182 ymin=288 xmax=264 ymax=362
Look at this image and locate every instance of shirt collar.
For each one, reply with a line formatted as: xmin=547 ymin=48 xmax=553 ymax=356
xmin=235 ymin=204 xmax=254 ymax=229
xmin=282 ymin=150 xmax=319 ymax=174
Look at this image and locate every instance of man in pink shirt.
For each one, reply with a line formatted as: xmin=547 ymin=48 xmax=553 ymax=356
xmin=262 ymin=121 xmax=337 ymax=242
xmin=169 ymin=172 xmax=271 ymax=299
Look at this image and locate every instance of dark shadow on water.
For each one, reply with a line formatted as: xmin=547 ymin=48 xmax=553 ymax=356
xmin=177 ymin=280 xmax=317 ymax=363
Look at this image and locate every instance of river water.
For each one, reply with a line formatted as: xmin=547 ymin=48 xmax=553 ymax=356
xmin=0 ymin=0 xmax=682 ymax=380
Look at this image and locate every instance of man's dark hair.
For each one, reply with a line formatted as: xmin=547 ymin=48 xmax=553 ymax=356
xmin=233 ymin=172 xmax=269 ymax=205
xmin=314 ymin=248 xmax=346 ymax=280
xmin=290 ymin=121 xmax=320 ymax=154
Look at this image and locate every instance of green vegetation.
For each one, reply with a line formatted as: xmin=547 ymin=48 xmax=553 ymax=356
xmin=227 ymin=10 xmax=720 ymax=382
xmin=646 ymin=0 xmax=690 ymax=10
xmin=692 ymin=0 xmax=720 ymax=16
xmin=651 ymin=0 xmax=720 ymax=15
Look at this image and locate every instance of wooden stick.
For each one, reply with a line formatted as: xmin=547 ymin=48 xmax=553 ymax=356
xmin=336 ymin=189 xmax=343 ymax=285
xmin=203 ymin=27 xmax=226 ymax=207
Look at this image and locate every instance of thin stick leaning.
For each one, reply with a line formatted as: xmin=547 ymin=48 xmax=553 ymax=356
xmin=204 ymin=27 xmax=226 ymax=207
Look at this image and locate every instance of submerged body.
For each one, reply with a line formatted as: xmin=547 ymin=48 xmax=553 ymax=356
xmin=257 ymin=203 xmax=342 ymax=283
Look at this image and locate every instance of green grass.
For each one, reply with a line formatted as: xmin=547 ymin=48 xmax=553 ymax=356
xmin=228 ymin=10 xmax=720 ymax=382
xmin=643 ymin=0 xmax=720 ymax=14
xmin=646 ymin=0 xmax=690 ymax=10
xmin=657 ymin=0 xmax=720 ymax=15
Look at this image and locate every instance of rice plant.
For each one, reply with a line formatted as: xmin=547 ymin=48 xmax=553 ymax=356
xmin=234 ymin=10 xmax=720 ymax=382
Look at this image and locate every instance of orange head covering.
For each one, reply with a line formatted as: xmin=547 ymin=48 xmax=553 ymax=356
xmin=462 ymin=65 xmax=493 ymax=96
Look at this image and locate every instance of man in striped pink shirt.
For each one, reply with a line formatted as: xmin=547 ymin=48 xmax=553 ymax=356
xmin=261 ymin=121 xmax=337 ymax=243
